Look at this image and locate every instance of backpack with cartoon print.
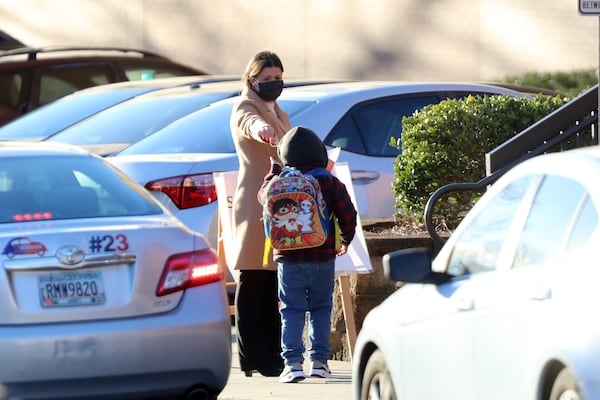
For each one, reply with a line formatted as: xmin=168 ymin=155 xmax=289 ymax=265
xmin=260 ymin=167 xmax=331 ymax=251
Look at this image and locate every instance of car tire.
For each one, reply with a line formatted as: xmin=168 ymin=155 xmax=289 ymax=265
xmin=360 ymin=349 xmax=397 ymax=400
xmin=550 ymin=368 xmax=582 ymax=400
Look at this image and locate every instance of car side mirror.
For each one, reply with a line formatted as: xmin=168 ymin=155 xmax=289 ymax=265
xmin=382 ymin=247 xmax=451 ymax=284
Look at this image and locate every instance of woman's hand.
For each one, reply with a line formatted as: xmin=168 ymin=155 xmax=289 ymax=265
xmin=253 ymin=122 xmax=278 ymax=146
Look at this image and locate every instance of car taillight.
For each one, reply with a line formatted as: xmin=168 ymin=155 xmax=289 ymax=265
xmin=145 ymin=173 xmax=217 ymax=209
xmin=156 ymin=248 xmax=222 ymax=296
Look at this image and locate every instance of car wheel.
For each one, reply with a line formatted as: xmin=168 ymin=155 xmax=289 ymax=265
xmin=550 ymin=368 xmax=582 ymax=400
xmin=360 ymin=349 xmax=397 ymax=400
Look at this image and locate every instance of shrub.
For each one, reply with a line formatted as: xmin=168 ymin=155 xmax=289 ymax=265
xmin=499 ymin=69 xmax=597 ymax=98
xmin=392 ymin=94 xmax=569 ymax=228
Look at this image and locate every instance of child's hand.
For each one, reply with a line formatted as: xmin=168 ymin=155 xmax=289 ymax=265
xmin=337 ymin=243 xmax=348 ymax=256
xmin=269 ymin=157 xmax=283 ymax=173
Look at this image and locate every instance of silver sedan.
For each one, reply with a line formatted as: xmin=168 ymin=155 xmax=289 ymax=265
xmin=0 ymin=141 xmax=231 ymax=400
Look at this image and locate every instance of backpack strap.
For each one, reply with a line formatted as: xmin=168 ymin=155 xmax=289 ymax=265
xmin=263 ymin=237 xmax=271 ymax=268
xmin=306 ymin=167 xmax=341 ymax=250
xmin=305 ymin=167 xmax=331 ymax=177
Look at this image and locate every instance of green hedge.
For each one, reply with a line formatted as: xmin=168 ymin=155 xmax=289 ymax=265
xmin=498 ymin=69 xmax=597 ymax=98
xmin=392 ymin=94 xmax=569 ymax=227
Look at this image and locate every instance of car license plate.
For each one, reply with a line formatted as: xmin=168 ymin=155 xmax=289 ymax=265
xmin=39 ymin=271 xmax=105 ymax=307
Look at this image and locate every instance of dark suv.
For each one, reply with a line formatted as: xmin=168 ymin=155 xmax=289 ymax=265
xmin=0 ymin=46 xmax=208 ymax=125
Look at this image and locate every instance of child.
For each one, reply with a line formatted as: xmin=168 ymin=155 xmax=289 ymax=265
xmin=258 ymin=126 xmax=357 ymax=383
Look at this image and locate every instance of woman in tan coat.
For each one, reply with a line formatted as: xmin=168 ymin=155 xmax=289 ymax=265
xmin=229 ymin=50 xmax=291 ymax=377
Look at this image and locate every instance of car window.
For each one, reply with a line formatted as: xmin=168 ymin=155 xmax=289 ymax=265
xmin=46 ymin=93 xmax=226 ymax=146
xmin=0 ymin=155 xmax=162 ymax=223
xmin=0 ymin=71 xmax=26 ymax=122
xmin=324 ymin=95 xmax=440 ymax=157
xmin=0 ymin=72 xmax=24 ymax=109
xmin=447 ymin=175 xmax=537 ymax=275
xmin=565 ymin=195 xmax=598 ymax=254
xmin=38 ymin=64 xmax=114 ymax=107
xmin=119 ymin=63 xmax=195 ymax=80
xmin=116 ymin=98 xmax=317 ymax=155
xmin=117 ymin=101 xmax=237 ymax=155
xmin=512 ymin=175 xmax=598 ymax=267
xmin=0 ymin=88 xmax=151 ymax=141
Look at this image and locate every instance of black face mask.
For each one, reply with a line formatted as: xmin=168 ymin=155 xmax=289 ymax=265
xmin=254 ymin=79 xmax=284 ymax=101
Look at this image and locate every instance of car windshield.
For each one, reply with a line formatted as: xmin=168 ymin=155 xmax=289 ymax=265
xmin=0 ymin=154 xmax=162 ymax=223
xmin=45 ymin=92 xmax=235 ymax=147
xmin=0 ymin=88 xmax=149 ymax=141
xmin=116 ymin=99 xmax=315 ymax=155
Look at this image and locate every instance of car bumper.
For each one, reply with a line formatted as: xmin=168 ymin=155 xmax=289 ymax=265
xmin=0 ymin=284 xmax=232 ymax=399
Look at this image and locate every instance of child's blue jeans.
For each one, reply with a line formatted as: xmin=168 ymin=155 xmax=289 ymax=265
xmin=277 ymin=260 xmax=335 ymax=366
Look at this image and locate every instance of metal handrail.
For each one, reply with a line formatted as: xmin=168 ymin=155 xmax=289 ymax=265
xmin=486 ymin=84 xmax=598 ymax=175
xmin=424 ymin=173 xmax=502 ymax=246
xmin=425 ymin=84 xmax=599 ymax=246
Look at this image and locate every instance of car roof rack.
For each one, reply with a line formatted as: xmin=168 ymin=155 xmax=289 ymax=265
xmin=0 ymin=46 xmax=167 ymax=61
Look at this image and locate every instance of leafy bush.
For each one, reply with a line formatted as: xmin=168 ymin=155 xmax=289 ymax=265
xmin=499 ymin=69 xmax=597 ymax=98
xmin=392 ymin=94 xmax=569 ymax=227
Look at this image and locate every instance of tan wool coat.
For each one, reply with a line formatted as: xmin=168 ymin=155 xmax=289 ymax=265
xmin=229 ymin=88 xmax=292 ymax=271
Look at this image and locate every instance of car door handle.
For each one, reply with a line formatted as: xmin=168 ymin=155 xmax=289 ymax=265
xmin=350 ymin=170 xmax=380 ymax=185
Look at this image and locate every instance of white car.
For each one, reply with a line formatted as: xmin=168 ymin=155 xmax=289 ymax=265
xmin=353 ymin=145 xmax=600 ymax=400
xmin=33 ymin=78 xmax=341 ymax=156
xmin=0 ymin=141 xmax=231 ymax=400
xmin=44 ymin=80 xmax=247 ymax=156
xmin=109 ymin=81 xmax=528 ymax=251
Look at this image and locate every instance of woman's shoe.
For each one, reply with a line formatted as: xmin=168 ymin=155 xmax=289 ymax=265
xmin=259 ymin=368 xmax=284 ymax=377
xmin=243 ymin=369 xmax=257 ymax=377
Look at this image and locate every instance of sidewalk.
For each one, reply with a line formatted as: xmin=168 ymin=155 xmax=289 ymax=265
xmin=218 ymin=333 xmax=354 ymax=400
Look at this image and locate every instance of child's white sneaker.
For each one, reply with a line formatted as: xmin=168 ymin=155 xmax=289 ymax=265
xmin=278 ymin=362 xmax=306 ymax=383
xmin=309 ymin=360 xmax=331 ymax=378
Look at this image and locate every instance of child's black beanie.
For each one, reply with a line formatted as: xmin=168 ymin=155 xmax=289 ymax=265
xmin=277 ymin=126 xmax=328 ymax=169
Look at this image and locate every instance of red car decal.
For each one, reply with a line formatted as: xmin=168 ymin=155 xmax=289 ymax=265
xmin=2 ymin=236 xmax=48 ymax=258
